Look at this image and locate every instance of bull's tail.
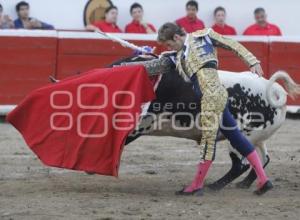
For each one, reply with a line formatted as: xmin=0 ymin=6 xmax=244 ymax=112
xmin=266 ymin=71 xmax=300 ymax=108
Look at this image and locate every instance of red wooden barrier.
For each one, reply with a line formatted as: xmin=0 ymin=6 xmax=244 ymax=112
xmin=269 ymin=37 xmax=300 ymax=105
xmin=0 ymin=31 xmax=57 ymax=105
xmin=218 ymin=43 xmax=269 ymax=75
xmin=0 ymin=31 xmax=299 ymax=112
xmin=56 ymin=32 xmax=162 ymax=79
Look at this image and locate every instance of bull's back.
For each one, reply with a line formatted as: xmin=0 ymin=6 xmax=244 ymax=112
xmin=219 ymin=70 xmax=286 ymax=143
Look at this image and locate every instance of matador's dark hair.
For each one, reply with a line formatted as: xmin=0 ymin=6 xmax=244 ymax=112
xmin=157 ymin=22 xmax=186 ymax=42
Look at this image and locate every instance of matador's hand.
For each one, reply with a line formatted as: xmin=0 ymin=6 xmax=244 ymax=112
xmin=250 ymin=63 xmax=264 ymax=77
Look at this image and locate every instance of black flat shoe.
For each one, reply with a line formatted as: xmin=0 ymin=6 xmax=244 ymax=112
xmin=254 ymin=180 xmax=273 ymax=196
xmin=175 ymin=187 xmax=204 ymax=196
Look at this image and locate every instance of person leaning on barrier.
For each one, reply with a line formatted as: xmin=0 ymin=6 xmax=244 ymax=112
xmin=211 ymin=6 xmax=237 ymax=35
xmin=243 ymin=7 xmax=282 ymax=36
xmin=0 ymin=4 xmax=14 ymax=29
xmin=175 ymin=0 xmax=205 ymax=33
xmin=86 ymin=5 xmax=122 ymax=33
xmin=14 ymin=1 xmax=54 ymax=30
xmin=125 ymin=2 xmax=156 ymax=34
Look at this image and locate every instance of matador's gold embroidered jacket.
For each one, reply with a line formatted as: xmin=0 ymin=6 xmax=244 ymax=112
xmin=176 ymin=28 xmax=259 ymax=81
xmin=175 ymin=28 xmax=260 ymax=160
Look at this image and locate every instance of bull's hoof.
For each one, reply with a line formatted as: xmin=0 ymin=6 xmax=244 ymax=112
xmin=236 ymin=168 xmax=257 ymax=189
xmin=175 ymin=187 xmax=204 ymax=196
xmin=254 ymin=180 xmax=273 ymax=196
xmin=236 ymin=180 xmax=252 ymax=189
xmin=207 ymin=153 xmax=251 ymax=192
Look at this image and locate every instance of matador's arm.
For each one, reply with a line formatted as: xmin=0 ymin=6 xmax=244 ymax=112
xmin=208 ymin=29 xmax=260 ymax=67
xmin=120 ymin=55 xmax=175 ymax=76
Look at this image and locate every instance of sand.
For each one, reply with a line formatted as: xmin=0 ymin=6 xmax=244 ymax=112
xmin=0 ymin=118 xmax=299 ymax=220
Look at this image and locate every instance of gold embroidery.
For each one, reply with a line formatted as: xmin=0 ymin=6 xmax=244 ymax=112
xmin=176 ymin=29 xmax=260 ymax=76
xmin=192 ymin=28 xmax=212 ymax=37
xmin=175 ymin=29 xmax=260 ymax=161
xmin=196 ymin=68 xmax=228 ymax=161
xmin=208 ymin=30 xmax=260 ymax=67
xmin=121 ymin=56 xmax=174 ymax=76
xmin=176 ymin=50 xmax=191 ymax=82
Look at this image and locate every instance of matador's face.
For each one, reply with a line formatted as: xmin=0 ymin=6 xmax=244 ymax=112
xmin=162 ymin=34 xmax=185 ymax=52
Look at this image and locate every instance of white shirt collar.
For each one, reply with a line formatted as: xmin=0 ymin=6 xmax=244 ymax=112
xmin=183 ymin=34 xmax=190 ymax=59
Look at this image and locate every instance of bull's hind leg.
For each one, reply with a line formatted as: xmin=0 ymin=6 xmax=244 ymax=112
xmin=208 ymin=151 xmax=250 ymax=191
xmin=236 ymin=142 xmax=270 ymax=188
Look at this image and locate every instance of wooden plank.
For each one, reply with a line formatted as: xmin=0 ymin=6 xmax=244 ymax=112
xmin=0 ymin=37 xmax=57 ymax=104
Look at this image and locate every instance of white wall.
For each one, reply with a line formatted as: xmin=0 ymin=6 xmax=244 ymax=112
xmin=0 ymin=0 xmax=298 ymax=35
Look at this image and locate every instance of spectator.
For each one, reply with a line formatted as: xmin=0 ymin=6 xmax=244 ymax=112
xmin=0 ymin=4 xmax=14 ymax=29
xmin=86 ymin=6 xmax=122 ymax=33
xmin=243 ymin=8 xmax=282 ymax=36
xmin=125 ymin=3 xmax=156 ymax=34
xmin=211 ymin=6 xmax=237 ymax=35
xmin=14 ymin=1 xmax=54 ymax=30
xmin=175 ymin=0 xmax=205 ymax=33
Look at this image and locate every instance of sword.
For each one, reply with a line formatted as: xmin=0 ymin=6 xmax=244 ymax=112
xmin=49 ymin=30 xmax=158 ymax=82
xmin=94 ymin=29 xmax=150 ymax=54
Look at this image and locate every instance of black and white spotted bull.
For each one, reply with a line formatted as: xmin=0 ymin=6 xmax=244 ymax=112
xmin=109 ymin=55 xmax=300 ymax=191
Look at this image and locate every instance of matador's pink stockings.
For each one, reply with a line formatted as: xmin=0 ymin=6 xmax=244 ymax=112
xmin=246 ymin=150 xmax=268 ymax=188
xmin=184 ymin=160 xmax=212 ymax=192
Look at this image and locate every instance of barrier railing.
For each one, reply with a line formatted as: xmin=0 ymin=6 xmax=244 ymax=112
xmin=0 ymin=30 xmax=299 ymax=113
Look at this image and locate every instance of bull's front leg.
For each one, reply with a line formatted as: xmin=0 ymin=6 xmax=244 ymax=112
xmin=207 ymin=152 xmax=250 ymax=191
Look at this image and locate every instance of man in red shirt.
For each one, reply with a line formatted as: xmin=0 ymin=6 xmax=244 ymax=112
xmin=125 ymin=3 xmax=156 ymax=34
xmin=86 ymin=6 xmax=122 ymax=33
xmin=175 ymin=0 xmax=205 ymax=33
xmin=243 ymin=8 xmax=282 ymax=36
xmin=212 ymin=6 xmax=237 ymax=35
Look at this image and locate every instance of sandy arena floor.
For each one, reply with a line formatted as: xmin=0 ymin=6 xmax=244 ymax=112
xmin=0 ymin=117 xmax=299 ymax=220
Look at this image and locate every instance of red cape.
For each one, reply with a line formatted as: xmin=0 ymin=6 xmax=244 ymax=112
xmin=7 ymin=66 xmax=155 ymax=177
